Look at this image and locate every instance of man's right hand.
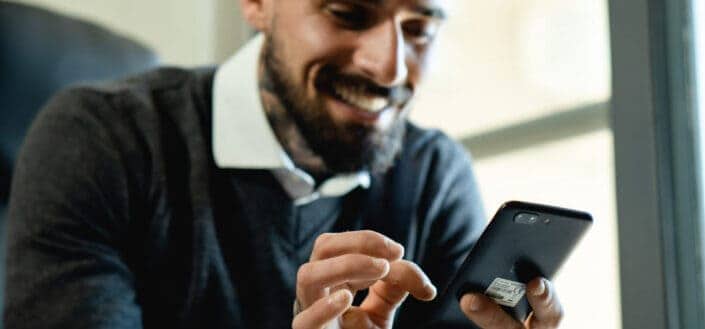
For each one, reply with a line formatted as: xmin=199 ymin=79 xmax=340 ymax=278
xmin=292 ymin=230 xmax=437 ymax=329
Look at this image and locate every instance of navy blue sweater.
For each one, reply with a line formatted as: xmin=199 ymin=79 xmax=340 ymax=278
xmin=5 ymin=68 xmax=485 ymax=328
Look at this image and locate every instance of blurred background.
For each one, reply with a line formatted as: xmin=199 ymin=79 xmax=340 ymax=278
xmin=3 ymin=0 xmax=617 ymax=327
xmin=4 ymin=0 xmax=705 ymax=328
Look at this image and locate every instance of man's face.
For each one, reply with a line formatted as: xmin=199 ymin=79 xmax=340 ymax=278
xmin=259 ymin=0 xmax=448 ymax=174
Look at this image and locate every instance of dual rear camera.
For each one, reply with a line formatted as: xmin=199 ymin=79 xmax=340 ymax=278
xmin=514 ymin=212 xmax=551 ymax=225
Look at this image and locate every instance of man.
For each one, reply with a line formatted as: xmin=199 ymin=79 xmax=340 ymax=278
xmin=5 ymin=0 xmax=564 ymax=328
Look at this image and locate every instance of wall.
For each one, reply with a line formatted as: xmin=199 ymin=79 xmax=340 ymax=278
xmin=11 ymin=0 xmax=250 ymax=66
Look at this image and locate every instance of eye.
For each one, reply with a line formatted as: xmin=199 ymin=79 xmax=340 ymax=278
xmin=402 ymin=20 xmax=439 ymax=45
xmin=325 ymin=2 xmax=374 ymax=30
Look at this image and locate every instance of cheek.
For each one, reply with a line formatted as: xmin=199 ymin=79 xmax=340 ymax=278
xmin=408 ymin=45 xmax=435 ymax=86
xmin=273 ymin=12 xmax=355 ymax=95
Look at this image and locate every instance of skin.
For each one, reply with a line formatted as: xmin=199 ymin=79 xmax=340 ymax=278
xmin=258 ymin=63 xmax=330 ymax=176
xmin=239 ymin=0 xmax=565 ymax=327
xmin=251 ymin=0 xmax=424 ymax=176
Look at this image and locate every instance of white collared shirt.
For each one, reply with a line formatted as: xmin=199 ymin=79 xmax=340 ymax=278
xmin=212 ymin=34 xmax=370 ymax=206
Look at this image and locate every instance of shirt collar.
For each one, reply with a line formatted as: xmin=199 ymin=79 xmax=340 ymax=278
xmin=212 ymin=34 xmax=370 ymax=205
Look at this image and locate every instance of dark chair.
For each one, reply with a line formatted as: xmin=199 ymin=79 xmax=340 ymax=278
xmin=0 ymin=2 xmax=159 ymax=323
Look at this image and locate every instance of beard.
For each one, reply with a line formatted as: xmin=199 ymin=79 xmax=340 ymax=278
xmin=261 ymin=37 xmax=408 ymax=175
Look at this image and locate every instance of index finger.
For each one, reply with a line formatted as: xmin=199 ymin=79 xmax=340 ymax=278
xmin=310 ymin=230 xmax=404 ymax=261
xmin=359 ymin=260 xmax=437 ymax=321
xmin=380 ymin=260 xmax=436 ymax=301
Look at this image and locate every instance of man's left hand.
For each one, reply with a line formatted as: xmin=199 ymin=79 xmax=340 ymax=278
xmin=459 ymin=277 xmax=563 ymax=329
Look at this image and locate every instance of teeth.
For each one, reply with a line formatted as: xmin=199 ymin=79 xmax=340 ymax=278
xmin=333 ymin=84 xmax=389 ymax=113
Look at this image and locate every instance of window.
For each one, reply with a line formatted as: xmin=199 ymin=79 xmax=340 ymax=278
xmin=411 ymin=1 xmax=618 ymax=327
xmin=610 ymin=0 xmax=705 ymax=327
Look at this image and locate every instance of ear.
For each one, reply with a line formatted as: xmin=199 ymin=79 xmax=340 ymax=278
xmin=239 ymin=0 xmax=271 ymax=32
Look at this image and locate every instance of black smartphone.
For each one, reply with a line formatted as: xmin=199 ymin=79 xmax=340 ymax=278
xmin=431 ymin=201 xmax=592 ymax=324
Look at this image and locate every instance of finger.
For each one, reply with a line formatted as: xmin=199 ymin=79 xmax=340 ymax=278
xmin=310 ymin=231 xmax=404 ymax=262
xmin=358 ymin=260 xmax=436 ymax=323
xmin=526 ymin=278 xmax=563 ymax=328
xmin=334 ymin=280 xmax=378 ymax=293
xmin=459 ymin=293 xmax=524 ymax=329
xmin=359 ymin=280 xmax=409 ymax=326
xmin=292 ymin=289 xmax=354 ymax=329
xmin=380 ymin=260 xmax=436 ymax=301
xmin=297 ymin=254 xmax=390 ymax=307
xmin=340 ymin=307 xmax=376 ymax=329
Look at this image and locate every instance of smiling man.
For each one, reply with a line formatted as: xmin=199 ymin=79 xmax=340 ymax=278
xmin=5 ymin=0 xmax=563 ymax=328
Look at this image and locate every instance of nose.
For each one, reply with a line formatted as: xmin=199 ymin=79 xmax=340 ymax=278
xmin=353 ymin=20 xmax=409 ymax=87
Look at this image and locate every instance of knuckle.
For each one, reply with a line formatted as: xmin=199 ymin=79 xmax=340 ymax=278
xmin=313 ymin=233 xmax=334 ymax=250
xmin=397 ymin=260 xmax=421 ymax=280
xmin=296 ymin=263 xmax=314 ymax=287
xmin=360 ymin=230 xmax=379 ymax=247
xmin=360 ymin=230 xmax=384 ymax=244
xmin=359 ymin=229 xmax=378 ymax=236
xmin=403 ymin=259 xmax=422 ymax=273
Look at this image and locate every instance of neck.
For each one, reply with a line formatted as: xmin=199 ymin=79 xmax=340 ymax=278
xmin=257 ymin=57 xmax=331 ymax=178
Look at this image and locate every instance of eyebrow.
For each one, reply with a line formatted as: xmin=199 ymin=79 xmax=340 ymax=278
xmin=325 ymin=0 xmax=447 ymax=20
xmin=412 ymin=5 xmax=447 ymax=20
xmin=328 ymin=0 xmax=448 ymax=21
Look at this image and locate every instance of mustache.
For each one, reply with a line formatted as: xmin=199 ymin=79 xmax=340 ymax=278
xmin=315 ymin=66 xmax=413 ymax=106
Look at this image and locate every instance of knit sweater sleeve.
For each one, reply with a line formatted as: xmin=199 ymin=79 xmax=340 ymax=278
xmin=5 ymin=89 xmax=143 ymax=329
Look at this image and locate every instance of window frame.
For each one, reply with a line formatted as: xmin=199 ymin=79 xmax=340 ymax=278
xmin=609 ymin=0 xmax=705 ymax=328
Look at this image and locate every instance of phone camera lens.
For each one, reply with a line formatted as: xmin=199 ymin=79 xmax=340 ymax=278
xmin=514 ymin=212 xmax=539 ymax=224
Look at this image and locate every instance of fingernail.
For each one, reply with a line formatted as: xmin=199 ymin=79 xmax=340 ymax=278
xmin=331 ymin=290 xmax=351 ymax=304
xmin=384 ymin=237 xmax=392 ymax=249
xmin=469 ymin=294 xmax=482 ymax=311
xmin=373 ymin=258 xmax=388 ymax=270
xmin=533 ymin=278 xmax=546 ymax=296
xmin=342 ymin=310 xmax=363 ymax=325
xmin=341 ymin=311 xmax=356 ymax=323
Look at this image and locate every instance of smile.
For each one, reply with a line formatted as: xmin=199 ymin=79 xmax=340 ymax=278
xmin=331 ymin=82 xmax=390 ymax=113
